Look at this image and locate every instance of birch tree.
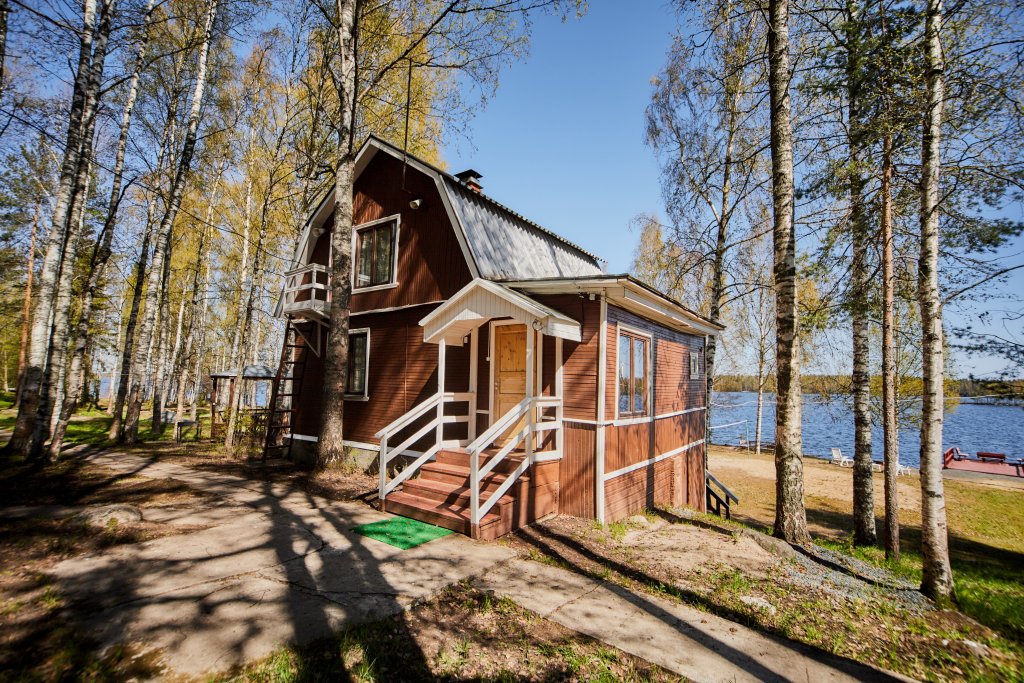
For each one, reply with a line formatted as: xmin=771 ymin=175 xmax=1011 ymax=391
xmin=766 ymin=0 xmax=809 ymax=543
xmin=7 ymin=0 xmax=114 ymax=459
xmin=916 ymin=0 xmax=953 ymax=601
xmin=645 ymin=0 xmax=769 ymax=435
xmin=310 ymin=0 xmax=582 ymax=468
xmin=123 ymin=0 xmax=220 ymax=444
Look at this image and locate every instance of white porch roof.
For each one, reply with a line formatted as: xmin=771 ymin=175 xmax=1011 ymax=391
xmin=420 ymin=279 xmax=582 ymax=345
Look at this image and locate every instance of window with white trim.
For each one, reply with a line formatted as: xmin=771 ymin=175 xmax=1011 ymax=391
xmin=354 ymin=219 xmax=397 ymax=288
xmin=690 ymin=350 xmax=700 ymax=380
xmin=618 ymin=331 xmax=649 ymax=417
xmin=346 ymin=330 xmax=369 ymax=397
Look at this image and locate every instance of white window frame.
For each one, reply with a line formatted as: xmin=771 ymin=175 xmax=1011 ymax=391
xmin=614 ymin=322 xmax=654 ymax=422
xmin=344 ymin=327 xmax=371 ymax=401
xmin=350 ymin=214 xmax=401 ymax=293
xmin=690 ymin=350 xmax=701 ymax=380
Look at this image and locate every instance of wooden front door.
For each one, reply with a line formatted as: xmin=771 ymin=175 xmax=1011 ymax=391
xmin=493 ymin=324 xmax=527 ymax=445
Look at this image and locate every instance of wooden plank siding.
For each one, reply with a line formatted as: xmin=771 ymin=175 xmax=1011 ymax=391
xmin=601 ymin=304 xmax=707 ymax=521
xmin=307 ymin=153 xmax=474 ymax=313
xmin=284 ymin=151 xmax=713 ymax=527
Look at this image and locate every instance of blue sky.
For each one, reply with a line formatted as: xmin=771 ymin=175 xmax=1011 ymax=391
xmin=442 ymin=2 xmax=675 ymax=275
xmin=442 ymin=1 xmax=1023 ymax=378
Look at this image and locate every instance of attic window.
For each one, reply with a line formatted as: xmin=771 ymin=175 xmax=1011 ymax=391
xmin=354 ymin=216 xmax=399 ymax=290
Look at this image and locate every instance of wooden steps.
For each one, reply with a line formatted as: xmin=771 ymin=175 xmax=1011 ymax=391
xmin=384 ymin=448 xmax=559 ymax=541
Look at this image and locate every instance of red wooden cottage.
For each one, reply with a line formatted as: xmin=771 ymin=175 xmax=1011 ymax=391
xmin=270 ymin=136 xmax=722 ymax=539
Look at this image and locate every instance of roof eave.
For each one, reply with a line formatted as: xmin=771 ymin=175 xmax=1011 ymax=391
xmin=500 ymin=276 xmax=724 ymax=336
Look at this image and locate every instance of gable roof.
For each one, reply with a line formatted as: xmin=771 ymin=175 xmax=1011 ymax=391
xmin=442 ymin=177 xmax=605 ymax=279
xmin=290 ymin=136 xmax=606 ymax=281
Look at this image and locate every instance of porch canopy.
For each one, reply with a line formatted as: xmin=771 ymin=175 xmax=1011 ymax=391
xmin=419 ymin=279 xmax=581 ymax=345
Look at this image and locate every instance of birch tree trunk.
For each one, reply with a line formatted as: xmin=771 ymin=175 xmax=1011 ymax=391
xmin=107 ymin=296 xmax=123 ymax=415
xmin=150 ymin=247 xmax=173 ymax=434
xmin=109 ymin=80 xmax=177 ymax=440
xmin=188 ymin=169 xmax=224 ymax=423
xmin=14 ymin=198 xmax=39 ymax=406
xmin=7 ymin=0 xmax=100 ymax=456
xmin=847 ymin=0 xmax=876 ymax=546
xmin=317 ymin=0 xmax=358 ymax=468
xmin=124 ymin=0 xmax=219 ymax=444
xmin=881 ymin=134 xmax=900 ymax=561
xmin=766 ymin=0 xmax=808 ymax=544
xmin=918 ymin=0 xmax=954 ymax=601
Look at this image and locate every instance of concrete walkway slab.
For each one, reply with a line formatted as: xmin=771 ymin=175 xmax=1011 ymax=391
xmin=46 ymin=450 xmax=514 ymax=678
xmin=477 ymin=558 xmax=914 ymax=683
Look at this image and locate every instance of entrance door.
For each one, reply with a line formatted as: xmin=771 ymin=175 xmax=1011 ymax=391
xmin=493 ymin=324 xmax=527 ymax=446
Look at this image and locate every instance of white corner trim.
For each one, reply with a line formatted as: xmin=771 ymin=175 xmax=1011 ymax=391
xmin=288 ymin=433 xmax=319 ymax=442
xmin=603 ymin=438 xmax=705 ymax=482
xmin=344 ymin=440 xmax=381 ymax=452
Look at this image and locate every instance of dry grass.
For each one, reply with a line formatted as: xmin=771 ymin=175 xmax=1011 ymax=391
xmin=507 ymin=513 xmax=1024 ymax=683
xmin=709 ymin=445 xmax=1024 ymax=643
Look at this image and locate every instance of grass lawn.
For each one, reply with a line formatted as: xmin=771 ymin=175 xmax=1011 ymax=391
xmin=0 ymin=401 xmax=212 ymax=452
xmin=710 ymin=446 xmax=1024 ymax=646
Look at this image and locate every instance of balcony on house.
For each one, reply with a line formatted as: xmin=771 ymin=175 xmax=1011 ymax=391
xmin=282 ymin=263 xmax=330 ymax=319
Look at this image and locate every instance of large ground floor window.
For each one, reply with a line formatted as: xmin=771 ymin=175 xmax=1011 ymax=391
xmin=618 ymin=330 xmax=649 ymax=417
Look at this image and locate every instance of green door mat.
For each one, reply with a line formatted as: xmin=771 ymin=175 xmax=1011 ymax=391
xmin=354 ymin=516 xmax=453 ymax=549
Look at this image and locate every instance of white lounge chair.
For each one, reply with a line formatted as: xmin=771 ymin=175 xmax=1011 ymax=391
xmin=831 ymin=448 xmax=852 ymax=467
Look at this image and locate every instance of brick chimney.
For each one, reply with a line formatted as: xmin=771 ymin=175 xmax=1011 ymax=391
xmin=455 ymin=169 xmax=483 ymax=193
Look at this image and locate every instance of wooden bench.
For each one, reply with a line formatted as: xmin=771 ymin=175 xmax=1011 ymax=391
xmin=977 ymin=451 xmax=1007 ymax=463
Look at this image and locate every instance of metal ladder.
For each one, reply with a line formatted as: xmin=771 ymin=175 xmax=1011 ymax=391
xmin=262 ymin=318 xmax=309 ymax=461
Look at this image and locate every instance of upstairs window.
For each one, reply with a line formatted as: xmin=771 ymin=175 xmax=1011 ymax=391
xmin=346 ymin=330 xmax=369 ymax=398
xmin=618 ymin=331 xmax=650 ymax=417
xmin=354 ymin=218 xmax=397 ymax=289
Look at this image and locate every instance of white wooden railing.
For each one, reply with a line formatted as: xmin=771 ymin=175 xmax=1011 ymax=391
xmin=376 ymin=391 xmax=472 ymax=500
xmin=468 ymin=395 xmax=562 ymax=525
xmin=282 ymin=263 xmax=330 ymax=317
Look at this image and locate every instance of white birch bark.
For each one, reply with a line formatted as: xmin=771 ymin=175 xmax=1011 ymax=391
xmin=766 ymin=0 xmax=809 ymax=543
xmin=124 ymin=0 xmax=219 ymax=443
xmin=918 ymin=0 xmax=954 ymax=600
xmin=7 ymin=0 xmax=100 ymax=456
xmin=317 ymin=0 xmax=358 ymax=467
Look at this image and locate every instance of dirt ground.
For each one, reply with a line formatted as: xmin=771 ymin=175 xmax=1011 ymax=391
xmin=506 ymin=513 xmax=1023 ymax=683
xmin=222 ymin=582 xmax=683 ymax=682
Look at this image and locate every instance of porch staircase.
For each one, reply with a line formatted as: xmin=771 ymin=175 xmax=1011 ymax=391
xmin=383 ymin=448 xmax=558 ymax=541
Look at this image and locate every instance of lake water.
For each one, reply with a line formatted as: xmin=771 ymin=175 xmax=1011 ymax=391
xmin=710 ymin=391 xmax=1024 ymax=468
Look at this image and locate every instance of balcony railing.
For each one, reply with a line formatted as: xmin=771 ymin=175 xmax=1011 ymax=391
xmin=282 ymin=263 xmax=330 ymax=319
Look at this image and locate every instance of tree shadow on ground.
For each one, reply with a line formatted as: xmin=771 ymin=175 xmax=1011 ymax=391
xmin=512 ymin=522 xmax=908 ymax=683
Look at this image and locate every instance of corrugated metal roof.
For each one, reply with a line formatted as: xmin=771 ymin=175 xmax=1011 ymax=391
xmin=442 ymin=177 xmax=605 ymax=281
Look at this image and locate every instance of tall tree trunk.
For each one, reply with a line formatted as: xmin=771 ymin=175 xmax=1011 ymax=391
xmin=0 ymin=0 xmax=9 ymax=96
xmin=7 ymin=0 xmax=100 ymax=456
xmin=317 ymin=0 xmax=358 ymax=468
xmin=918 ymin=0 xmax=954 ymax=601
xmin=50 ymin=0 xmax=152 ymax=454
xmin=124 ymin=0 xmax=219 ymax=443
xmin=14 ymin=198 xmax=39 ymax=406
xmin=188 ymin=168 xmax=224 ymax=422
xmin=847 ymin=0 xmax=876 ymax=546
xmin=107 ymin=297 xmax=122 ymax=414
xmin=881 ymin=133 xmax=900 ymax=561
xmin=150 ymin=244 xmax=173 ymax=434
xmin=766 ymin=0 xmax=808 ymax=543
